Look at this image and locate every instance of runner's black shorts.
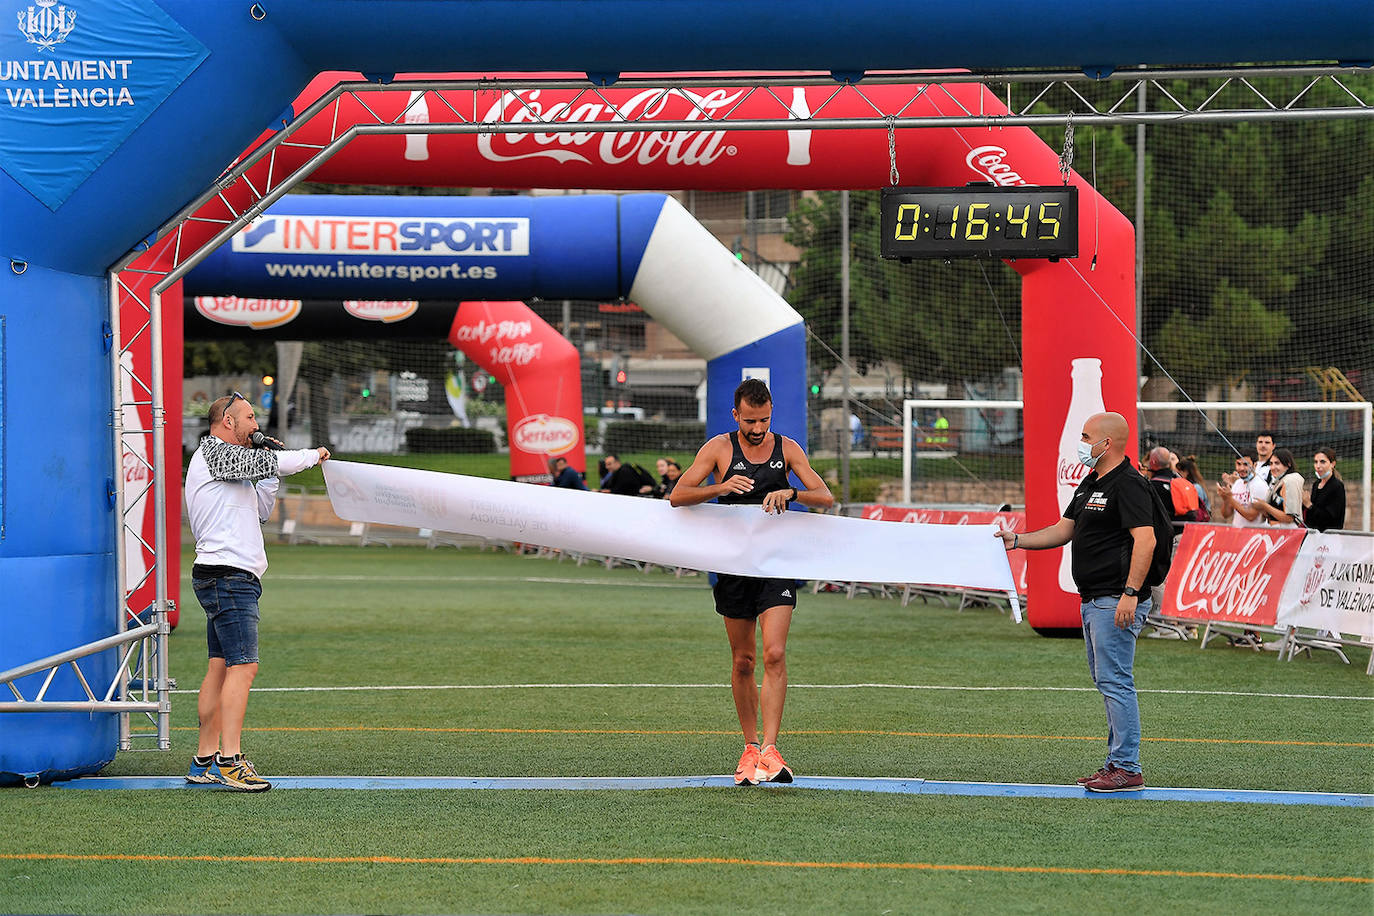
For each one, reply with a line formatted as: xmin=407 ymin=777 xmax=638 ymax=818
xmin=712 ymin=574 xmax=798 ymax=619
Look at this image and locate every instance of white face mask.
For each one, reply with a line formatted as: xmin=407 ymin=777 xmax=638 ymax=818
xmin=1317 ymin=469 xmax=1332 ymax=480
xmin=1076 ymin=437 xmax=1106 ymax=469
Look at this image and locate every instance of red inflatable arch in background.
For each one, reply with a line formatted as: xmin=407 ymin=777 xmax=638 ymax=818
xmin=449 ymin=301 xmax=587 ymax=482
xmin=124 ymin=75 xmax=1136 ymax=630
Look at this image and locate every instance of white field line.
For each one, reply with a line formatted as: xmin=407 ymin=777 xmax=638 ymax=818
xmin=265 ymin=574 xmax=703 ymax=589
xmin=168 ymin=682 xmax=1374 ymax=701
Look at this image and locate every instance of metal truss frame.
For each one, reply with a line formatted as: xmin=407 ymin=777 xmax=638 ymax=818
xmin=7 ymin=63 xmax=1360 ymax=754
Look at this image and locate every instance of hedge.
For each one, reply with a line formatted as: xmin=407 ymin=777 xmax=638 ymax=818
xmin=602 ymin=420 xmax=707 ymax=455
xmin=404 ymin=426 xmax=498 ymax=454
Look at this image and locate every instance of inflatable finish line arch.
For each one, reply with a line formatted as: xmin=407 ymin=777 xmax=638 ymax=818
xmin=184 ymin=191 xmax=809 ymax=481
xmin=4 ymin=0 xmax=1369 ymax=784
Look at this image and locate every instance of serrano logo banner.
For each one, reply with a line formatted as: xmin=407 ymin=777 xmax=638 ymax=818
xmin=343 ymin=300 xmax=418 ymax=323
xmin=193 ymin=296 xmax=301 ymax=330
xmin=512 ymin=413 xmax=580 ymax=456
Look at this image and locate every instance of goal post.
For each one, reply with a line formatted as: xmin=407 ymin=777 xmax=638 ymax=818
xmin=900 ymin=398 xmax=1371 ymax=533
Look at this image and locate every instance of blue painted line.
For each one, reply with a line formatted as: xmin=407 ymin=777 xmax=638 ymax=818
xmin=47 ymin=775 xmax=1374 ymax=806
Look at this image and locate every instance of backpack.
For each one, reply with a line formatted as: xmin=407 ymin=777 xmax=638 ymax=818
xmin=1143 ymin=479 xmax=1177 ymax=589
xmin=1168 ymin=476 xmax=1202 ymax=522
xmin=628 ymin=463 xmax=659 ymax=496
xmin=1193 ymin=483 xmax=1211 ymax=522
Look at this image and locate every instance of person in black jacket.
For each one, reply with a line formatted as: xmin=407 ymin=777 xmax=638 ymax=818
xmin=1302 ymin=447 xmax=1347 ymax=532
xmin=599 ymin=454 xmax=654 ymax=496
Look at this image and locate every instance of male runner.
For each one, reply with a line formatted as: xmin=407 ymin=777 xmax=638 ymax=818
xmin=670 ymin=378 xmax=833 ymax=785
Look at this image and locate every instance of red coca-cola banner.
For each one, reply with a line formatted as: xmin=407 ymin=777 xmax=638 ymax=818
xmin=447 ymin=301 xmax=585 ymax=482
xmin=1163 ymin=524 xmax=1308 ymax=627
xmin=863 ymin=506 xmax=1028 ymax=595
xmin=299 ymin=75 xmax=966 ymax=190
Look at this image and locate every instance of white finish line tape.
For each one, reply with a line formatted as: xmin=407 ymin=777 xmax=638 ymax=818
xmin=323 ymin=461 xmax=1021 ymax=620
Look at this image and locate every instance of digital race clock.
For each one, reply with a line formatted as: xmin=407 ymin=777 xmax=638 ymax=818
xmin=879 ymin=185 xmax=1079 ymax=260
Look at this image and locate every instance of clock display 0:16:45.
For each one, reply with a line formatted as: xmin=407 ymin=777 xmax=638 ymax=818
xmin=878 ymin=186 xmax=1079 ymax=259
xmin=892 ymin=201 xmax=1064 ymax=242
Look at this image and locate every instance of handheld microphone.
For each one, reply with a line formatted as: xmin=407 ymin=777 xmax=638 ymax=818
xmin=250 ymin=431 xmax=285 ymax=451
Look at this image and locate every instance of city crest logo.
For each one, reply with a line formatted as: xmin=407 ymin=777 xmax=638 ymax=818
xmin=18 ymin=0 xmax=76 ymax=52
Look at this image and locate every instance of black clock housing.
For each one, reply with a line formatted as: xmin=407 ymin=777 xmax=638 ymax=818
xmin=880 ymin=185 xmax=1079 ymax=260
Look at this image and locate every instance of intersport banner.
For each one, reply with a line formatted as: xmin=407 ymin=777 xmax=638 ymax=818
xmin=1276 ymin=531 xmax=1374 ymax=640
xmin=1163 ymin=524 xmax=1307 ymax=627
xmin=863 ymin=505 xmax=1028 ymax=596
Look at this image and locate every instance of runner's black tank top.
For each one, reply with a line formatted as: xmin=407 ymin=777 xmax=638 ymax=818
xmin=717 ymin=431 xmax=790 ymax=505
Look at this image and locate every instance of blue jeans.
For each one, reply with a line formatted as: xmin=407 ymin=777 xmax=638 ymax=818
xmin=1080 ymin=594 xmax=1150 ymax=774
xmin=194 ymin=571 xmax=262 ymax=667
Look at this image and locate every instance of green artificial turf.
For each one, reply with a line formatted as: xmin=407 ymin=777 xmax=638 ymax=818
xmin=1 ymin=544 xmax=1370 ymax=914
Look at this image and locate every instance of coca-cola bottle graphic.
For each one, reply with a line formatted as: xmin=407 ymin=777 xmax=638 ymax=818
xmin=785 ymin=87 xmax=811 ymax=166
xmin=119 ymin=352 xmax=151 ymax=597
xmin=1057 ymin=357 xmax=1105 ymax=593
xmin=404 ymin=90 xmax=430 ymax=161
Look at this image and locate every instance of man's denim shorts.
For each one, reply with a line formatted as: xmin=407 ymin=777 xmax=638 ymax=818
xmin=192 ymin=566 xmax=262 ymax=667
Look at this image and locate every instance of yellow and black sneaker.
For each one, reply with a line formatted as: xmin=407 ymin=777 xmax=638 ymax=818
xmin=185 ymin=755 xmax=224 ymax=785
xmin=217 ymin=755 xmax=272 ymax=792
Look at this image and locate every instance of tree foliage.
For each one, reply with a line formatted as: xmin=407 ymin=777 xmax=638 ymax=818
xmin=791 ymin=75 xmax=1373 ymax=396
xmin=787 ymin=190 xmax=1021 ymax=391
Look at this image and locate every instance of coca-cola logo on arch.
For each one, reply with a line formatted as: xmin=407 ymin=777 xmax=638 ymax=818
xmin=477 ymin=88 xmax=749 ymax=167
xmin=965 ymin=146 xmax=1030 ymax=187
xmin=1057 ymin=456 xmax=1091 ymax=489
xmin=512 ymin=413 xmax=579 ymax=456
xmin=122 ymin=451 xmax=150 ymax=484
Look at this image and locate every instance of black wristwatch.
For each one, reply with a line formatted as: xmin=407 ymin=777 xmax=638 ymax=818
xmin=1123 ymin=586 xmax=1141 ymax=598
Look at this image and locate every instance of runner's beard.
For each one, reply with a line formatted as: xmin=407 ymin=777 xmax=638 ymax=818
xmin=744 ymin=430 xmax=766 ymax=446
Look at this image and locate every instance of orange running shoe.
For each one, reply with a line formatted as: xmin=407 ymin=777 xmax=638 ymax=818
xmin=754 ymin=744 xmax=794 ymax=783
xmin=734 ymin=743 xmax=762 ymax=786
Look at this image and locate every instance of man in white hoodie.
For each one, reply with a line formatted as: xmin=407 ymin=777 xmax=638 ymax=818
xmin=183 ymin=392 xmax=329 ymax=792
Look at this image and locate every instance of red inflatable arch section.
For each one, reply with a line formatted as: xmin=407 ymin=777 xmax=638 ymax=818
xmin=449 ymin=301 xmax=587 ymax=482
xmin=124 ymin=74 xmax=1135 ymax=630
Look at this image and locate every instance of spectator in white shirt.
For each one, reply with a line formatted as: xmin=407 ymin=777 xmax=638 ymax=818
xmin=1214 ymin=448 xmax=1269 ymax=527
xmin=183 ymin=392 xmax=329 ymax=792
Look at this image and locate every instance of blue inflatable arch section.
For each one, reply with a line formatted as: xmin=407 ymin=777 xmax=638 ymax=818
xmin=0 ymin=0 xmax=1367 ymax=783
xmin=186 ymin=192 xmax=808 ymax=447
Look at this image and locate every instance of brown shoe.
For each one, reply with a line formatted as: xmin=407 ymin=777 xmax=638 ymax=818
xmin=1075 ymin=766 xmax=1110 ymax=786
xmin=1083 ymin=765 xmax=1144 ymax=793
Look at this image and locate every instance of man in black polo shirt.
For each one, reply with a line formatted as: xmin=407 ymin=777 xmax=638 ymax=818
xmin=997 ymin=411 xmax=1166 ymax=793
